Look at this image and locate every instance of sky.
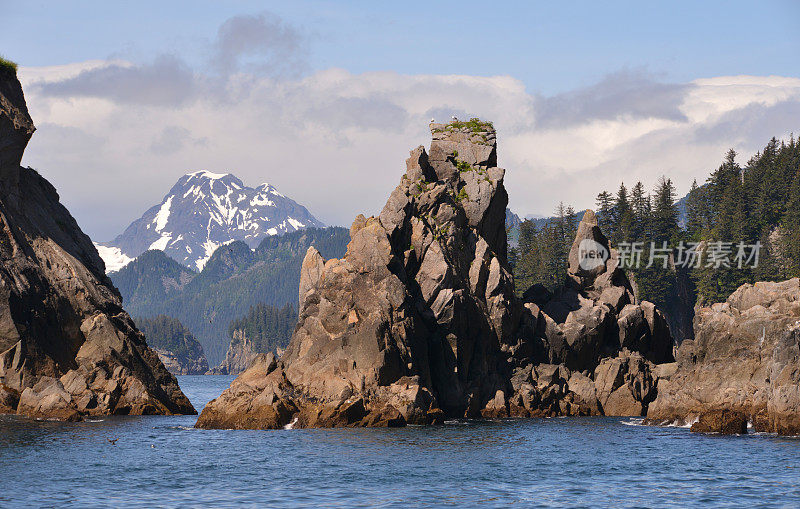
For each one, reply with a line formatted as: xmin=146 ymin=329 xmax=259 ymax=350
xmin=3 ymin=0 xmax=800 ymax=241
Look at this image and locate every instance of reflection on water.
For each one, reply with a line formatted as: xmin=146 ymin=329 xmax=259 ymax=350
xmin=2 ymin=375 xmax=800 ymax=507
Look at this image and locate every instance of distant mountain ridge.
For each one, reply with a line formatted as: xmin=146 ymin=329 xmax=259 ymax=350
xmin=97 ymin=171 xmax=324 ymax=271
xmin=111 ymin=226 xmax=350 ymax=365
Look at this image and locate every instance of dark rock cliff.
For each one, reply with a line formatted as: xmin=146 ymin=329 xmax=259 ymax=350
xmin=0 ymin=67 xmax=195 ymax=420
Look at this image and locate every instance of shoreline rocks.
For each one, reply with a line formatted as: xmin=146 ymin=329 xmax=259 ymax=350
xmin=0 ymin=66 xmax=195 ymax=421
xmin=646 ymin=278 xmax=800 ymax=435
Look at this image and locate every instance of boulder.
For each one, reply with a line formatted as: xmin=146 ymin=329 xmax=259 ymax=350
xmin=567 ymin=372 xmax=601 ymax=415
xmin=594 ymin=351 xmax=656 ymax=416
xmin=690 ymin=410 xmax=748 ymax=435
xmin=567 ymin=210 xmax=610 ymax=286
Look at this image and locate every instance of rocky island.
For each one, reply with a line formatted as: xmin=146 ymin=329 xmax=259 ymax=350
xmin=196 ymin=119 xmax=677 ymax=429
xmin=0 ymin=65 xmax=195 ymax=420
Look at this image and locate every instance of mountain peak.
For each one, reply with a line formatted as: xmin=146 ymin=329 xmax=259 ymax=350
xmin=98 ymin=172 xmax=324 ymax=272
xmin=187 ymin=170 xmax=232 ymax=180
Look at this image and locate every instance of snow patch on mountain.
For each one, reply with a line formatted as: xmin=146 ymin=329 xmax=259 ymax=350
xmin=149 ymin=235 xmax=172 ymax=251
xmin=96 ymin=171 xmax=324 ymax=272
xmin=154 ymin=195 xmax=172 ymax=232
xmin=94 ymin=243 xmax=134 ymax=272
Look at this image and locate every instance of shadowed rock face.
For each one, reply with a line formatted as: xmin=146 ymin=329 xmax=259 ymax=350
xmin=0 ymin=67 xmax=195 ymax=420
xmin=196 ymin=121 xmax=675 ymax=430
xmin=535 ymin=211 xmax=674 ymax=373
xmin=647 ymin=278 xmax=800 ymax=435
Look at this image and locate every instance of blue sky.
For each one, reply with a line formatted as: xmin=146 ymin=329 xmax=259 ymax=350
xmin=4 ymin=1 xmax=800 ymax=240
xmin=7 ymin=1 xmax=799 ymax=94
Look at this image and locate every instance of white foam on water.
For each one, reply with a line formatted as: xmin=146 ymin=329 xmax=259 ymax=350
xmin=283 ymin=417 xmax=298 ymax=430
xmin=622 ymin=417 xmax=697 ymax=428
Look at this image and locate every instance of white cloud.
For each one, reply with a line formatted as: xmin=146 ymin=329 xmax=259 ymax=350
xmin=17 ymin=60 xmax=800 ymax=241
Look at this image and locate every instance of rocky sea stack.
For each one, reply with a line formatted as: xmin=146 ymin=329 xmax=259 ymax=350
xmin=0 ymin=66 xmax=195 ymax=420
xmin=196 ymin=119 xmax=676 ymax=430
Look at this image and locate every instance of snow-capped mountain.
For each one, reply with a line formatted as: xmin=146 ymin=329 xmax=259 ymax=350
xmin=96 ymin=171 xmax=324 ymax=272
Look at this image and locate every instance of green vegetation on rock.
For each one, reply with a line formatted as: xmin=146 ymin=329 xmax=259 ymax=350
xmin=0 ymin=56 xmax=18 ymax=74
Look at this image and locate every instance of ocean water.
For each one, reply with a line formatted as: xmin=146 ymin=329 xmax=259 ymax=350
xmin=2 ymin=375 xmax=800 ymax=508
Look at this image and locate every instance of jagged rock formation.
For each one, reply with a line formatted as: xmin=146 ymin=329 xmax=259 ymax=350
xmin=529 ymin=210 xmax=673 ymax=374
xmin=647 ymin=278 xmax=800 ymax=435
xmin=196 ymin=120 xmax=674 ymax=430
xmin=0 ymin=67 xmax=195 ymax=420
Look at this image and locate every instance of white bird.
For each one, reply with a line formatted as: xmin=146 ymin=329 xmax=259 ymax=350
xmin=430 ymin=118 xmax=435 ymax=123
xmin=452 ymin=116 xmax=458 ymax=121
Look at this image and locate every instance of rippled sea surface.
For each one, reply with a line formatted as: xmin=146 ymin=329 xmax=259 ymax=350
xmin=3 ymin=375 xmax=800 ymax=508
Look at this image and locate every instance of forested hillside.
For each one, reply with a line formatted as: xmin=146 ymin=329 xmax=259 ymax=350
xmin=134 ymin=315 xmax=208 ymax=374
xmin=135 ymin=315 xmax=205 ymax=359
xmin=227 ymin=303 xmax=298 ymax=354
xmin=510 ymin=134 xmax=800 ymax=341
xmin=113 ymin=227 xmax=350 ymax=365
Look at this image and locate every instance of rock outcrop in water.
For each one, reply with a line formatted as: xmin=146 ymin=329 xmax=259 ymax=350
xmin=647 ymin=278 xmax=800 ymax=435
xmin=0 ymin=67 xmax=195 ymax=420
xmin=196 ymin=119 xmax=674 ymax=429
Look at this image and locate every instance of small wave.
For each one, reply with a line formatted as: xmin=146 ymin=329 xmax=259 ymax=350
xmin=84 ymin=419 xmax=105 ymax=423
xmin=283 ymin=417 xmax=298 ymax=430
xmin=621 ymin=417 xmax=696 ymax=428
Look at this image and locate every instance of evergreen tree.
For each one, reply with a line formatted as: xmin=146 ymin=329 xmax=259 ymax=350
xmin=629 ymin=181 xmax=650 ymax=241
xmin=631 ymin=177 xmax=680 ymax=309
xmin=612 ymin=183 xmax=633 ymax=246
xmin=684 ymin=179 xmax=703 ymax=241
xmin=651 ymin=177 xmax=679 ymax=245
xmin=595 ymin=191 xmax=614 ymax=236
xmin=781 ymin=169 xmax=800 ymax=278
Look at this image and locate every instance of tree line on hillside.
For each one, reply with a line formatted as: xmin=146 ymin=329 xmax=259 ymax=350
xmin=134 ymin=315 xmax=205 ymax=360
xmin=227 ymin=303 xmax=298 ymax=354
xmin=112 ymin=227 xmax=350 ymax=365
xmin=510 ymin=134 xmax=800 ymax=313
